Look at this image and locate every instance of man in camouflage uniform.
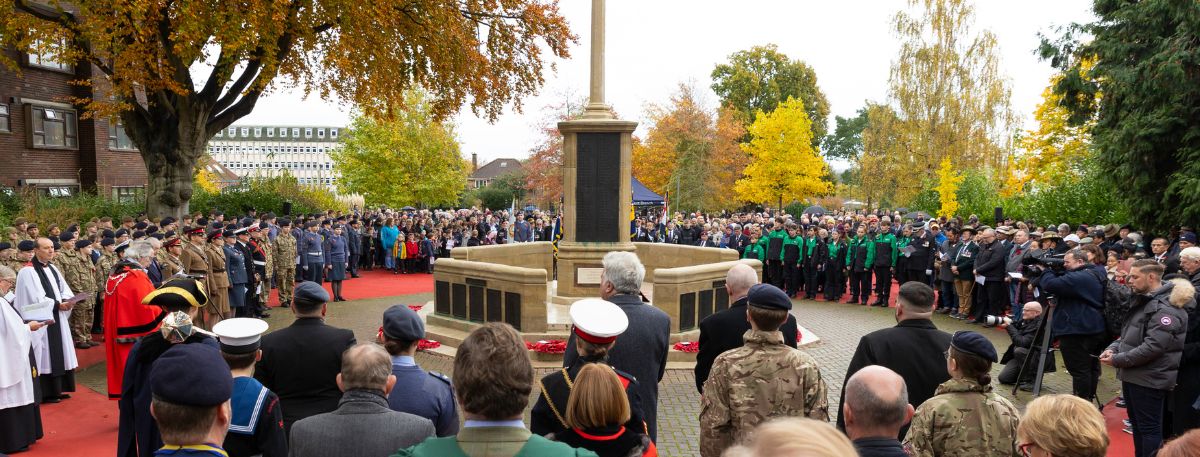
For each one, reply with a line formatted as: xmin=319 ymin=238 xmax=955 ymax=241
xmin=59 ymin=237 xmax=99 ymax=348
xmin=0 ymin=240 xmax=19 ymax=272
xmin=273 ymin=218 xmax=298 ymax=307
xmin=93 ymin=238 xmax=119 ymax=335
xmin=255 ymin=222 xmax=274 ymax=307
xmin=699 ymin=283 xmax=829 ymax=457
xmin=902 ymin=331 xmax=1021 ymax=457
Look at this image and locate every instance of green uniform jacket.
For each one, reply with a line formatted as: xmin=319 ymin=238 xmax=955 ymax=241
xmin=902 ymin=378 xmax=1021 ymax=457
xmin=781 ymin=234 xmax=802 ymax=263
xmin=802 ymin=236 xmax=820 ymax=264
xmin=873 ymin=232 xmax=899 ymax=267
xmin=742 ymin=243 xmax=766 ymax=262
xmin=846 ymin=236 xmax=877 ymax=269
xmin=392 ymin=426 xmax=598 ymax=457
xmin=759 ymin=228 xmax=787 ymax=259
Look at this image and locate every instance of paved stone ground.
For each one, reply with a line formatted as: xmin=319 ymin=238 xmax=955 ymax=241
xmin=77 ymin=291 xmax=1121 ymax=457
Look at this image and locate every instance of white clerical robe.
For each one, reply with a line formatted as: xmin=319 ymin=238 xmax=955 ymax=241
xmin=0 ymin=292 xmax=34 ymax=410
xmin=14 ymin=265 xmax=77 ymax=374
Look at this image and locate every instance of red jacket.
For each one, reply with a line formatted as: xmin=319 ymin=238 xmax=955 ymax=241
xmin=103 ymin=266 xmax=162 ymax=399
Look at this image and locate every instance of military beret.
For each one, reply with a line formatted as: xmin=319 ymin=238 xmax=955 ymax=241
xmin=1182 ymin=232 xmax=1198 ymax=244
xmin=279 ymin=218 xmax=291 ymax=227
xmin=114 ymin=229 xmax=129 ymax=238
xmin=160 ymin=217 xmax=176 ymax=226
xmin=150 ymin=344 xmax=232 ymax=407
xmin=147 ymin=225 xmax=161 ymax=235
xmin=207 ymin=230 xmax=223 ymax=241
xmin=17 ymin=240 xmax=35 ymax=252
xmin=951 ymin=331 xmax=997 ymax=363
xmin=132 ymin=230 xmax=146 ymax=239
xmin=238 ymin=218 xmax=253 ymax=228
xmin=100 ymin=238 xmax=115 ymax=247
xmin=0 ymin=242 xmax=10 ymax=251
xmin=294 ymin=282 xmax=330 ymax=307
xmin=150 ymin=233 xmax=165 ymax=241
xmin=747 ymin=283 xmax=792 ymax=311
xmin=222 ymin=229 xmax=236 ymax=238
xmin=306 ymin=221 xmax=318 ymax=229
xmin=382 ymin=305 xmax=425 ymax=341
xmin=101 ymin=229 xmax=115 ymax=239
xmin=258 ymin=222 xmax=269 ymax=230
xmin=58 ymin=232 xmax=75 ymax=242
xmin=142 ymin=277 xmax=209 ymax=309
xmin=134 ymin=222 xmax=148 ymax=230
xmin=75 ymin=239 xmax=92 ymax=250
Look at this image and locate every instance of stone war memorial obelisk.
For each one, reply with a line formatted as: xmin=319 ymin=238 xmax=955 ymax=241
xmin=555 ymin=0 xmax=640 ymax=298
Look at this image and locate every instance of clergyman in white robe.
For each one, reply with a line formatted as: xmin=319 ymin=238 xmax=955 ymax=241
xmin=15 ymin=259 xmax=77 ymax=400
xmin=0 ymin=290 xmax=43 ymax=452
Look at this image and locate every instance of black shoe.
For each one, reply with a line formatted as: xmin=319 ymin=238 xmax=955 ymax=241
xmin=1018 ymin=382 xmax=1035 ymax=392
xmin=43 ymin=397 xmax=61 ymax=403
xmin=351 ymin=274 xmax=361 ymax=278
xmin=258 ymin=313 xmax=271 ymax=319
xmin=1116 ymin=398 xmax=1127 ymax=408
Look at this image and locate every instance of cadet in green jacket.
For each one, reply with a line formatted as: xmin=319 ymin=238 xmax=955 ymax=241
xmin=781 ymin=224 xmax=803 ymax=297
xmin=895 ymin=224 xmax=913 ymax=286
xmin=846 ymin=225 xmax=875 ymax=305
xmin=758 ymin=219 xmax=788 ymax=290
xmin=743 ymin=235 xmax=766 ymax=262
xmin=824 ymin=230 xmax=849 ymax=301
xmin=871 ymin=220 xmax=899 ymax=307
xmin=801 ymin=226 xmax=825 ymax=300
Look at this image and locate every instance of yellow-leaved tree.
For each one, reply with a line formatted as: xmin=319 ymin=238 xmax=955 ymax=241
xmin=735 ymin=96 xmax=830 ymax=209
xmin=1015 ymin=58 xmax=1098 ymax=188
xmin=935 ymin=157 xmax=963 ymax=218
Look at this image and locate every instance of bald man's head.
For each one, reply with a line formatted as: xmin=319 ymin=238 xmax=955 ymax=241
xmin=726 ymin=264 xmax=759 ymax=299
xmin=844 ymin=365 xmax=911 ymax=434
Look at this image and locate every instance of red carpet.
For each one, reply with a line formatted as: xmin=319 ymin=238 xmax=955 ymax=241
xmin=1102 ymin=398 xmax=1135 ymax=457
xmin=264 ymin=268 xmax=435 ymax=308
xmin=24 ymin=387 xmax=118 ymax=457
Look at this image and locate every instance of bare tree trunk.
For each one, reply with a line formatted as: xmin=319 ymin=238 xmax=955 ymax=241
xmin=144 ymin=151 xmax=197 ymax=220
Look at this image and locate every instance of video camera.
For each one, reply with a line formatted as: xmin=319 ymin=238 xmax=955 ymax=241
xmin=1021 ymin=253 xmax=1066 ymax=276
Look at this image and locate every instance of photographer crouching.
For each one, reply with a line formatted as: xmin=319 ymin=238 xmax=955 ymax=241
xmin=997 ymin=302 xmax=1053 ymax=390
xmin=1034 ymin=249 xmax=1109 ymax=403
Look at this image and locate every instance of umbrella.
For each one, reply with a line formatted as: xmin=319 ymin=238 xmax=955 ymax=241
xmin=401 ymin=206 xmax=416 ymax=211
xmin=802 ymin=205 xmax=827 ymax=216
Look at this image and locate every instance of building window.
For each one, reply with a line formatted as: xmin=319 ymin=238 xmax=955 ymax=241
xmin=240 ymin=127 xmax=248 ymax=137
xmin=28 ymin=105 xmax=78 ymax=149
xmin=330 ymin=128 xmax=338 ymax=139
xmin=0 ymin=104 xmax=10 ymax=133
xmin=253 ymin=127 xmax=261 ymax=137
xmin=279 ymin=128 xmax=287 ymax=138
xmin=317 ymin=128 xmax=325 ymax=138
xmin=108 ymin=121 xmax=137 ymax=151
xmin=39 ymin=186 xmax=78 ymax=198
xmin=214 ymin=130 xmax=223 ymax=137
xmin=112 ymin=186 xmax=142 ymax=203
xmin=26 ymin=39 xmax=72 ymax=72
xmin=292 ymin=128 xmax=299 ymax=137
xmin=228 ymin=127 xmax=236 ymax=136
xmin=304 ymin=128 xmax=312 ymax=138
xmin=267 ymin=127 xmax=274 ymax=137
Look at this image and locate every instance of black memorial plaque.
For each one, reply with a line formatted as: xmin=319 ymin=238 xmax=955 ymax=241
xmin=699 ymin=289 xmax=715 ymax=322
xmin=575 ymin=132 xmax=621 ymax=242
xmin=468 ymin=285 xmax=485 ymax=322
xmin=504 ymin=292 xmax=522 ymax=330
xmin=486 ymin=289 xmax=503 ymax=322
xmin=435 ymin=281 xmax=451 ymax=315
xmin=680 ymin=292 xmax=696 ymax=330
xmin=451 ymin=283 xmax=467 ymax=319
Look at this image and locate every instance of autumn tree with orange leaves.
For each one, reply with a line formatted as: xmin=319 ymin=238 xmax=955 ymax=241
xmin=632 ymin=84 xmax=747 ymax=212
xmin=0 ymin=0 xmax=575 ymax=218
xmin=523 ymin=96 xmax=587 ymax=209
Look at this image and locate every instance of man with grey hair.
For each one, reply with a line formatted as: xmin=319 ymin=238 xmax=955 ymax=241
xmin=562 ymin=251 xmax=670 ymax=441
xmin=695 ymin=263 xmax=798 ymax=393
xmin=289 ymin=343 xmax=433 ymax=457
xmin=844 ymin=365 xmax=912 ymax=457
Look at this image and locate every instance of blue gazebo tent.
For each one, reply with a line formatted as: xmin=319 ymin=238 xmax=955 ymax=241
xmin=632 ymin=177 xmax=664 ymax=206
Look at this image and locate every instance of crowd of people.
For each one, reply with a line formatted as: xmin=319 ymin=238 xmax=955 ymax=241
xmin=0 ymin=205 xmax=1198 ymax=457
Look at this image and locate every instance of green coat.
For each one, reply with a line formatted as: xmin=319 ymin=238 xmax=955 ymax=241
xmin=392 ymin=426 xmax=598 ymax=457
xmin=742 ymin=243 xmax=766 ymax=262
xmin=873 ymin=232 xmax=899 ymax=267
xmin=846 ymin=236 xmax=877 ymax=269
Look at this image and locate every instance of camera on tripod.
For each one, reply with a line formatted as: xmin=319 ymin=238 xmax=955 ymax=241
xmin=984 ymin=315 xmax=1012 ymax=327
xmin=1021 ymin=253 xmax=1066 ymax=276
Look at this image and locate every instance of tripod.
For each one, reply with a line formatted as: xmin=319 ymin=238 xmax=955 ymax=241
xmin=1012 ymin=295 xmax=1056 ymax=397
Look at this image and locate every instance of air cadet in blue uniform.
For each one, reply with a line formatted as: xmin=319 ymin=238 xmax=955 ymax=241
xmin=213 ymin=318 xmax=286 ymax=457
xmin=299 ymin=222 xmax=325 ymax=284
xmin=378 ymin=305 xmax=459 ymax=437
xmin=223 ymin=230 xmax=250 ymax=318
xmin=323 ymin=225 xmax=350 ymax=302
xmin=147 ymin=344 xmax=233 ymax=457
xmin=531 ymin=298 xmax=647 ymax=438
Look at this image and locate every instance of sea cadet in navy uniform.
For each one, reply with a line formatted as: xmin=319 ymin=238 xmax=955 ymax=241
xmin=379 ymin=305 xmax=459 ymax=437
xmin=299 ymin=222 xmax=325 ymax=284
xmin=214 ymin=318 xmax=286 ymax=457
xmin=147 ymin=344 xmax=232 ymax=457
xmin=531 ymin=298 xmax=646 ymax=438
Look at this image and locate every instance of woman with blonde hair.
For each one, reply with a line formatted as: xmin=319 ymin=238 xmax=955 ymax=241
xmin=1017 ymin=394 xmax=1108 ymax=457
xmin=550 ymin=363 xmax=655 ymax=457
xmin=721 ymin=417 xmax=857 ymax=457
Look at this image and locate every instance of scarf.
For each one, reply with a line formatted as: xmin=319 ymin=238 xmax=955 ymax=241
xmin=31 ymin=257 xmax=68 ymax=374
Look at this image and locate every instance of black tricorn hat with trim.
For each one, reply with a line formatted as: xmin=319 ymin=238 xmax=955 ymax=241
xmin=142 ymin=277 xmax=209 ymax=311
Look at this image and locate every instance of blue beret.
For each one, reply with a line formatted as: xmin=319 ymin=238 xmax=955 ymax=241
xmin=1182 ymin=232 xmax=1197 ymax=244
xmin=951 ymin=331 xmax=998 ymax=363
xmin=17 ymin=240 xmax=35 ymax=252
xmin=114 ymin=229 xmax=129 ymax=237
xmin=0 ymin=242 xmax=10 ymax=251
xmin=132 ymin=231 xmax=146 ymax=239
xmin=150 ymin=344 xmax=232 ymax=406
xmin=382 ymin=305 xmax=425 ymax=341
xmin=294 ymin=282 xmax=329 ymax=307
xmin=134 ymin=222 xmax=148 ymax=230
xmin=100 ymin=238 xmax=115 ymax=247
xmin=747 ymin=283 xmax=792 ymax=311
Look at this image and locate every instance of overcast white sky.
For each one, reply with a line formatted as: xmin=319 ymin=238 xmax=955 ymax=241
xmin=233 ymin=0 xmax=1096 ymax=166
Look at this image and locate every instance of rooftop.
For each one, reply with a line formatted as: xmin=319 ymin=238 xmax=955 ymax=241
xmin=469 ymin=158 xmax=523 ymax=181
xmin=212 ymin=125 xmax=346 ymax=143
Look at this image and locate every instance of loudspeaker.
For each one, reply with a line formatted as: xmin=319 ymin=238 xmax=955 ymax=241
xmin=994 ymin=207 xmax=1003 ymax=224
xmin=282 ymin=201 xmax=292 ymax=216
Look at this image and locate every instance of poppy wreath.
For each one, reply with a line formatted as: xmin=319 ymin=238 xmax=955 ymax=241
xmin=526 ymin=340 xmax=567 ymax=354
xmin=673 ymin=341 xmax=699 ymax=353
xmin=408 ymin=304 xmax=424 ymax=312
xmin=417 ymin=339 xmax=441 ymax=350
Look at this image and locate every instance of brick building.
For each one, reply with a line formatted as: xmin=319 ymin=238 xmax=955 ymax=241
xmin=0 ymin=44 xmax=148 ymax=201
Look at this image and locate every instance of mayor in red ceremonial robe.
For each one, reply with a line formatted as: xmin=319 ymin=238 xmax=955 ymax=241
xmin=102 ymin=254 xmax=162 ymax=399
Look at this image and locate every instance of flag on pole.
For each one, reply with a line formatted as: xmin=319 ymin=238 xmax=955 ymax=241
xmin=662 ymin=190 xmax=669 ymax=223
xmin=508 ymin=198 xmax=516 ymax=243
xmin=552 ymin=197 xmax=564 ymax=258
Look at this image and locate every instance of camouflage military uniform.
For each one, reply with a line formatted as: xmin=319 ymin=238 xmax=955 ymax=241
xmin=902 ymin=378 xmax=1021 ymax=457
xmin=699 ymin=329 xmax=829 ymax=457
xmin=273 ymin=231 xmax=297 ymax=306
xmin=95 ymin=251 xmax=119 ymax=289
xmin=59 ymin=247 xmax=98 ymax=345
xmin=257 ymin=236 xmax=274 ymax=305
xmin=0 ymin=247 xmax=22 ymax=273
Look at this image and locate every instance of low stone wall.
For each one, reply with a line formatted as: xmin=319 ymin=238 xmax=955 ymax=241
xmin=634 ymin=242 xmax=740 ymax=283
xmin=450 ymin=242 xmax=554 ymax=274
xmin=431 ymin=258 xmax=549 ymax=333
xmin=652 ymin=259 xmax=763 ymax=333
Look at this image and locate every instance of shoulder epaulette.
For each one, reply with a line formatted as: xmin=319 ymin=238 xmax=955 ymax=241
xmin=428 ymin=370 xmax=451 ymax=385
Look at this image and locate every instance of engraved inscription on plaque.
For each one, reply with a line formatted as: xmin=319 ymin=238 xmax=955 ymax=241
xmin=575 ymin=132 xmax=621 ymax=242
xmin=577 ymin=267 xmax=604 ymax=285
